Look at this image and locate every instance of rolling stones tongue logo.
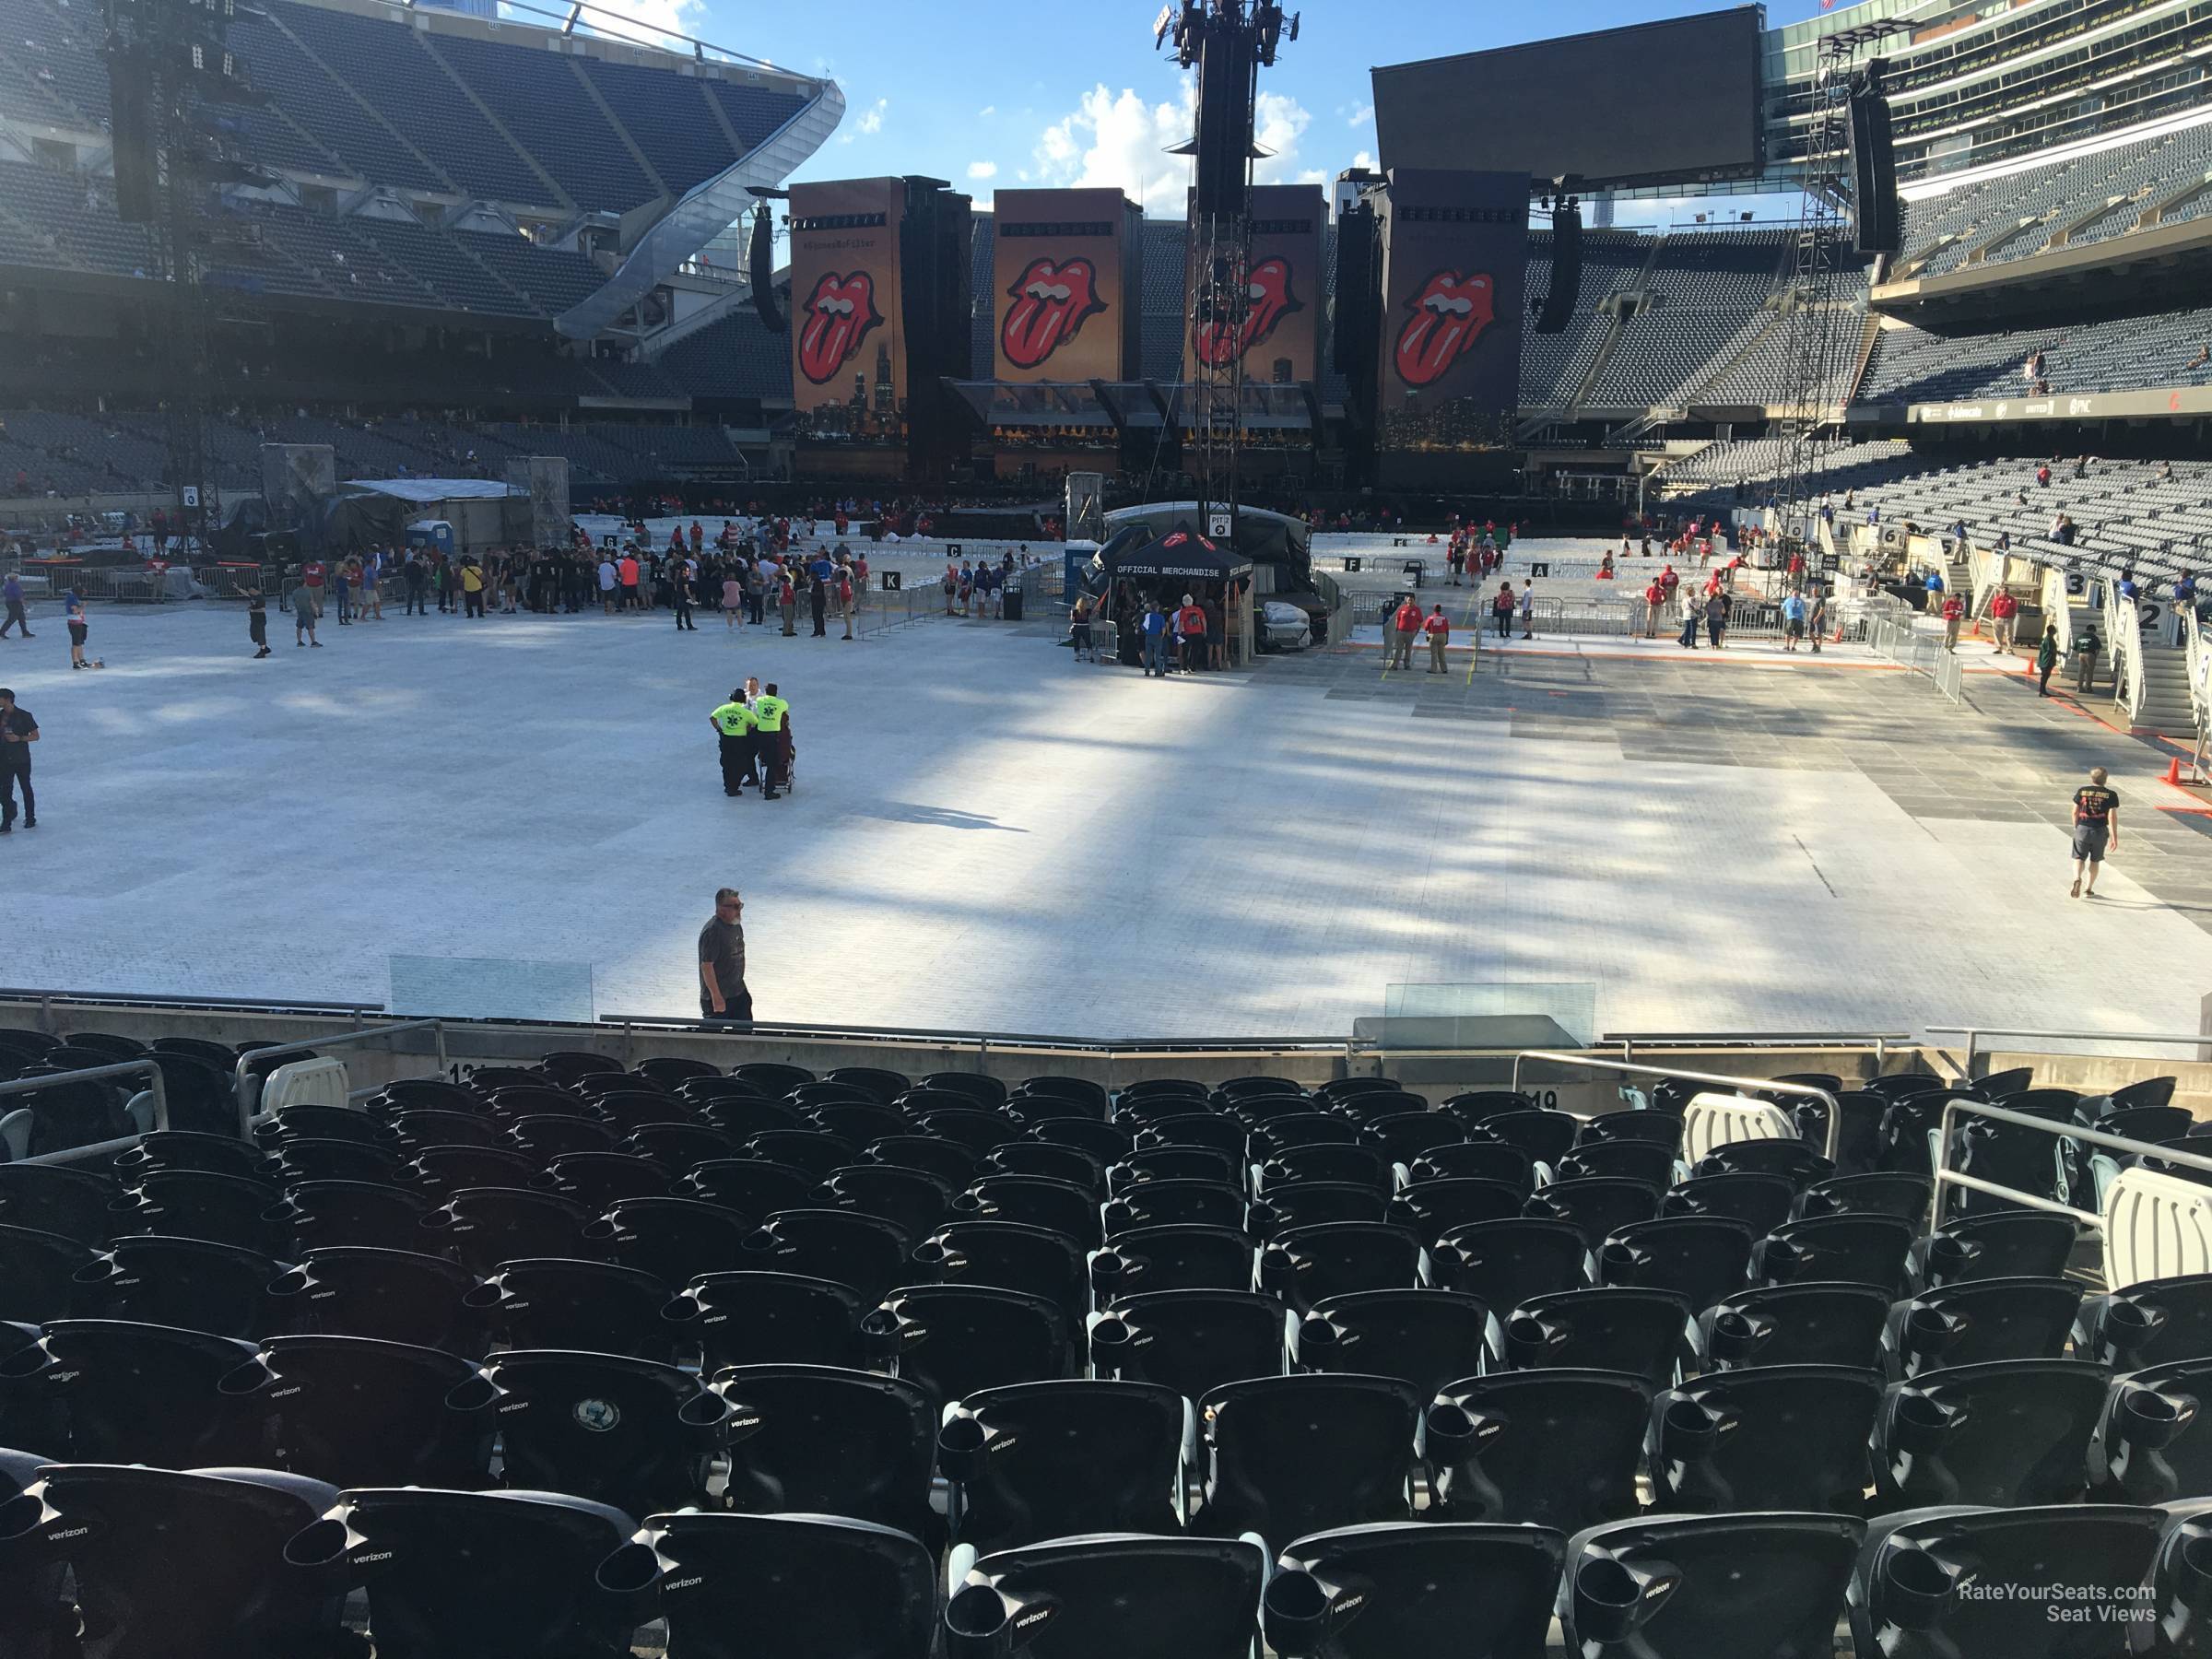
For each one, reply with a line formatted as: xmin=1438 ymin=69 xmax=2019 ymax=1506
xmin=1393 ymin=269 xmax=1496 ymax=388
xmin=1192 ymin=255 xmax=1302 ymax=370
xmin=1001 ymin=257 xmax=1106 ymax=371
xmin=796 ymin=271 xmax=883 ymax=385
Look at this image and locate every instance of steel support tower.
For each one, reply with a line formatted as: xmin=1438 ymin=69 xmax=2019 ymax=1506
xmin=1159 ymin=0 xmax=1297 ymax=542
xmin=1764 ymin=20 xmax=1912 ymax=548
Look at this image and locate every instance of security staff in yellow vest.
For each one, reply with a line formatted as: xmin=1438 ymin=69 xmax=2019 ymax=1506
xmin=708 ymin=690 xmax=758 ymax=796
xmin=753 ymin=683 xmax=790 ymax=799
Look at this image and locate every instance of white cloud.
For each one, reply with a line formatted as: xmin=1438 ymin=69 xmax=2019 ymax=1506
xmin=836 ymin=95 xmax=888 ymax=144
xmin=1351 ymin=149 xmax=1375 ymax=171
xmin=967 ymin=160 xmax=998 ymax=181
xmin=978 ymin=105 xmax=996 ymax=118
xmin=1030 ymin=81 xmax=1317 ymax=213
xmin=1346 ymin=101 xmax=1373 ymax=127
xmin=1297 ymin=169 xmax=1325 ymax=184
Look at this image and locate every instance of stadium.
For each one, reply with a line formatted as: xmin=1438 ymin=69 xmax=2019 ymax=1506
xmin=3 ymin=0 xmax=2212 ymax=1651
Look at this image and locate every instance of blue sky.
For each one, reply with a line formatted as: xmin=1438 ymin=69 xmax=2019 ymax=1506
xmin=646 ymin=0 xmax=1839 ymax=220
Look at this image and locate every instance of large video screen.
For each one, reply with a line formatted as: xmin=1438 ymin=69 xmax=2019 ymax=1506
xmin=1371 ymin=7 xmax=1763 ymax=188
xmin=1373 ymin=169 xmax=1527 ymax=449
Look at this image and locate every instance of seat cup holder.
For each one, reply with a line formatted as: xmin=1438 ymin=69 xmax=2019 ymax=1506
xmin=2120 ymin=1386 xmax=2198 ymax=1450
xmin=1707 ymin=1309 xmax=1767 ymax=1363
xmin=1502 ymin=1314 xmax=1556 ymax=1368
xmin=1572 ymin=1558 xmax=1650 ymax=1643
xmin=1423 ymin=1400 xmax=1477 ymax=1456
xmin=1597 ymin=1240 xmax=1643 ymax=1282
xmin=1659 ymin=1397 xmax=1723 ymax=1462
xmin=1260 ymin=1568 xmax=1331 ymax=1657
xmin=1901 ymin=1304 xmax=1962 ymax=1364
xmin=1296 ymin=1316 xmax=1344 ymax=1363
xmin=943 ymin=1583 xmax=1016 ymax=1658
xmin=2176 ymin=1531 xmax=2212 ymax=1614
xmin=1880 ymin=1546 xmax=1956 ymax=1630
xmin=936 ymin=1413 xmax=987 ymax=1481
xmin=1890 ymin=1388 xmax=1964 ymax=1453
xmin=1924 ymin=1233 xmax=1978 ymax=1282
xmin=2101 ymin=1297 xmax=2163 ymax=1362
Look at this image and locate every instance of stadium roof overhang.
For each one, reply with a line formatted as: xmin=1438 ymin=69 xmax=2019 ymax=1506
xmin=554 ymin=79 xmax=845 ymax=340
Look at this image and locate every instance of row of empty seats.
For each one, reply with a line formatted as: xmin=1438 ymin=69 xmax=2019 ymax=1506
xmin=1 ymin=1028 xmax=2206 ymax=1657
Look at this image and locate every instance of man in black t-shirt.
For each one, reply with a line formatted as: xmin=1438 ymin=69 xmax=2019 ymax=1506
xmin=0 ymin=688 xmax=37 ymax=830
xmin=2071 ymin=767 xmax=2120 ymax=898
xmin=698 ymin=888 xmax=751 ymax=1023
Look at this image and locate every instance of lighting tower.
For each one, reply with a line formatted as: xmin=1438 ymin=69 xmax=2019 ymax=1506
xmin=1157 ymin=0 xmax=1297 ymax=543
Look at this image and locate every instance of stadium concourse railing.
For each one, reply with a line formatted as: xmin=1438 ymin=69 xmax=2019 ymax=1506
xmin=229 ymin=1017 xmax=450 ymax=1139
xmin=1927 ymin=1024 xmax=2212 ymax=1075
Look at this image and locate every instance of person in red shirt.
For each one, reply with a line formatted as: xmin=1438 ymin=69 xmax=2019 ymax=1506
xmin=1177 ymin=594 xmax=1209 ymax=673
xmin=1422 ymin=604 xmax=1451 ymax=673
xmin=1941 ymin=592 xmax=1966 ymax=652
xmin=1388 ymin=596 xmax=1423 ymax=668
xmin=688 ymin=522 xmax=703 ymax=552
xmin=300 ymin=559 xmax=326 ymax=617
xmin=1642 ymin=576 xmax=1665 ymax=638
xmin=1659 ymin=563 xmax=1679 ymax=600
xmin=1988 ymin=588 xmax=2019 ymax=653
xmin=618 ymin=553 xmax=641 ymax=610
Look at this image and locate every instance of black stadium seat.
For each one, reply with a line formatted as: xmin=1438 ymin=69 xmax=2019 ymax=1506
xmin=938 ymin=1377 xmax=1184 ymax=1550
xmin=218 ymin=1332 xmax=493 ymax=1487
xmin=75 ymin=1232 xmax=281 ymax=1336
xmin=462 ymin=1259 xmax=674 ymax=1362
xmin=1851 ymin=1503 xmax=2164 ymax=1659
xmin=273 ymin=1244 xmax=487 ymax=1354
xmin=1293 ymin=1288 xmax=1491 ymax=1396
xmin=1425 ymin=1368 xmax=1649 ymax=1530
xmin=1881 ymin=1274 xmax=2085 ymax=1376
xmin=1872 ymin=1357 xmax=2111 ymax=1508
xmin=1194 ymin=1373 xmax=1421 ymax=1547
xmin=1259 ymin=1221 xmax=1422 ymax=1312
xmin=1430 ymin=1217 xmax=1589 ymax=1312
xmin=1595 ymin=1215 xmax=1754 ymax=1312
xmin=1563 ymin=1512 xmax=1863 ymax=1659
xmin=713 ymin=1362 xmax=935 ymax=1537
xmin=865 ymin=1283 xmax=1075 ymax=1405
xmin=947 ymin=1535 xmax=1265 ymax=1659
xmin=620 ymin=1510 xmax=937 ymax=1659
xmin=664 ymin=1270 xmax=869 ymax=1371
xmin=1090 ymin=1288 xmax=1284 ymax=1403
xmin=283 ymin=1485 xmax=645 ymax=1659
xmin=0 ymin=1318 xmax=258 ymax=1465
xmin=2090 ymin=1355 xmax=2212 ymax=1503
xmin=457 ymin=1349 xmax=727 ymax=1515
xmin=2079 ymin=1271 xmax=2212 ymax=1369
xmin=1263 ymin=1521 xmax=1567 ymax=1659
xmin=1088 ymin=1223 xmax=1254 ymax=1300
xmin=1698 ymin=1280 xmax=1891 ymax=1371
xmin=1650 ymin=1363 xmax=1883 ymax=1513
xmin=1502 ymin=1286 xmax=1690 ymax=1387
xmin=5 ymin=1463 xmax=344 ymax=1659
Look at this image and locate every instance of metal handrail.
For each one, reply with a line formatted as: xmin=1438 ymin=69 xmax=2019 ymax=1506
xmin=0 ymin=1058 xmax=171 ymax=1166
xmin=1926 ymin=1025 xmax=2210 ymax=1074
xmin=1508 ymin=1050 xmax=1842 ymax=1160
xmin=231 ymin=1018 xmax=449 ymax=1137
xmin=1933 ymin=1097 xmax=2212 ymax=1236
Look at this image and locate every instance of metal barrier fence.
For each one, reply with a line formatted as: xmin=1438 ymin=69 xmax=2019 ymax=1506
xmin=1351 ymin=591 xmax=1869 ymax=644
xmin=1932 ymin=1097 xmax=2212 ymax=1241
xmin=1506 ymin=1050 xmax=1843 ymax=1160
xmin=1928 ymin=1023 xmax=2212 ymax=1073
xmin=0 ymin=1058 xmax=171 ymax=1165
xmin=1865 ymin=601 xmax=1965 ymax=701
xmin=230 ymin=1016 xmax=450 ymax=1136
